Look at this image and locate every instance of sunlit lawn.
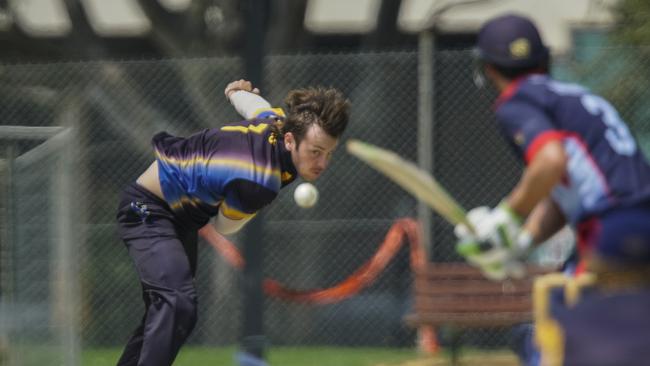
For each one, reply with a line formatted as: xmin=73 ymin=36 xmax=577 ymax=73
xmin=83 ymin=346 xmax=520 ymax=366
xmin=83 ymin=346 xmax=421 ymax=366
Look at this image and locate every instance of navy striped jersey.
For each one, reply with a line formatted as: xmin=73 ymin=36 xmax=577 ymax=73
xmin=152 ymin=108 xmax=296 ymax=227
xmin=495 ymin=74 xmax=650 ymax=225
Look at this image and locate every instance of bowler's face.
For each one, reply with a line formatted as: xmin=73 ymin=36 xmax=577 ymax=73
xmin=285 ymin=125 xmax=338 ymax=182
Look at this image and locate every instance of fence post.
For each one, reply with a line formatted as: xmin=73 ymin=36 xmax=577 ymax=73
xmin=239 ymin=0 xmax=270 ymax=365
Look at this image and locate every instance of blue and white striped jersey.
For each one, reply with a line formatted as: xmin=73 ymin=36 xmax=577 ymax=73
xmin=152 ymin=108 xmax=296 ymax=227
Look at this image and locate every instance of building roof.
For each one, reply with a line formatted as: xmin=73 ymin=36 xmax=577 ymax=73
xmin=1 ymin=0 xmax=622 ymax=56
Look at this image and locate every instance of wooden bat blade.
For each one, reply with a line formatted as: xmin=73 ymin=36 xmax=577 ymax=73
xmin=346 ymin=139 xmax=473 ymax=230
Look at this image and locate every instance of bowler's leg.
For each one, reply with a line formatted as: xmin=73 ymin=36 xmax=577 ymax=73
xmin=117 ymin=235 xmax=198 ymax=366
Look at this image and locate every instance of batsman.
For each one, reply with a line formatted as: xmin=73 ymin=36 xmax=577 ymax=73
xmin=455 ymin=13 xmax=650 ymax=280
xmin=455 ymin=13 xmax=650 ymax=365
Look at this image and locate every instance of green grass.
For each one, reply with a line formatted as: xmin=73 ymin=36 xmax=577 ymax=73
xmin=268 ymin=347 xmax=419 ymax=366
xmin=83 ymin=346 xmax=421 ymax=366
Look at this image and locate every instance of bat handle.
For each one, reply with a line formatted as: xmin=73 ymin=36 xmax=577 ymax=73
xmin=460 ymin=218 xmax=477 ymax=236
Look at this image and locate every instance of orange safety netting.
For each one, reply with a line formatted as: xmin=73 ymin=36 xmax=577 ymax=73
xmin=198 ymin=217 xmax=438 ymax=353
xmin=198 ymin=218 xmax=426 ymax=304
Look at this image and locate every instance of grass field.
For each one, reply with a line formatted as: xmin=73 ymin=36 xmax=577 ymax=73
xmin=84 ymin=346 xmax=418 ymax=366
xmin=83 ymin=346 xmax=519 ymax=366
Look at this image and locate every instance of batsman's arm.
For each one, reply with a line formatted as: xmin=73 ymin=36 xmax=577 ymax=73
xmin=456 ymin=141 xmax=567 ymax=277
xmin=523 ymin=197 xmax=567 ymax=246
xmin=505 ymin=139 xmax=567 ymax=218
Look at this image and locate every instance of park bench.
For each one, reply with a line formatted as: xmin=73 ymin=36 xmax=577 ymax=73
xmin=404 ymin=262 xmax=555 ymax=365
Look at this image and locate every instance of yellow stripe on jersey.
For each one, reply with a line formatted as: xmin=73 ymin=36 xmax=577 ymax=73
xmin=281 ymin=171 xmax=293 ymax=183
xmin=220 ymin=201 xmax=257 ymax=220
xmin=156 ymin=151 xmax=282 ymax=181
xmin=221 ymin=123 xmax=270 ymax=134
xmin=169 ymin=195 xmax=204 ymax=211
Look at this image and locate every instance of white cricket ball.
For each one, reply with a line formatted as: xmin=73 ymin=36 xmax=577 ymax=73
xmin=293 ymin=182 xmax=319 ymax=208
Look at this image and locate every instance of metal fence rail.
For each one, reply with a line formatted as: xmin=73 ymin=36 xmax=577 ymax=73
xmin=1 ymin=126 xmax=78 ymax=366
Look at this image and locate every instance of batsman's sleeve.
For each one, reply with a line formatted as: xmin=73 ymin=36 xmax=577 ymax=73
xmin=496 ymin=100 xmax=559 ymax=163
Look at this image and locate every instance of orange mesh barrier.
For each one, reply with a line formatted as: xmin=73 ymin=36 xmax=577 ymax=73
xmin=198 ymin=218 xmax=425 ymax=304
xmin=198 ymin=218 xmax=438 ymax=353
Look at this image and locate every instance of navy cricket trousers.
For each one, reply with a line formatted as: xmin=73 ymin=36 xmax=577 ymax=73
xmin=115 ymin=182 xmax=199 ymax=366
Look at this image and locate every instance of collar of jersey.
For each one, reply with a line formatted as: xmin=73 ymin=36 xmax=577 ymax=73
xmin=494 ymin=72 xmax=545 ymax=110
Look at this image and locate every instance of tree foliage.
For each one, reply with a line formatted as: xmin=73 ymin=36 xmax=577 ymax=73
xmin=610 ymin=0 xmax=650 ymax=46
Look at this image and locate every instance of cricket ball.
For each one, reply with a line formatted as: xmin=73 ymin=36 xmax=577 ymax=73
xmin=293 ymin=182 xmax=319 ymax=208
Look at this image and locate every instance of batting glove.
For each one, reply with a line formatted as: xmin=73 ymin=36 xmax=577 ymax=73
xmin=455 ymin=203 xmax=532 ymax=280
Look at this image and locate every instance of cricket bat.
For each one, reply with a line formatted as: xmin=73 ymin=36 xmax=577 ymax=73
xmin=346 ymin=139 xmax=475 ymax=233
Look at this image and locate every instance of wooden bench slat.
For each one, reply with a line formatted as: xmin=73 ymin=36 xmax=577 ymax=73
xmin=414 ymin=264 xmax=551 ymax=279
xmin=414 ymin=296 xmax=532 ymax=313
xmin=414 ymin=280 xmax=532 ymax=296
xmin=404 ymin=312 xmax=533 ymax=328
xmin=405 ymin=263 xmax=556 ymax=329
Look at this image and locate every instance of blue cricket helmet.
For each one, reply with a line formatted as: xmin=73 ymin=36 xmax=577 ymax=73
xmin=475 ymin=14 xmax=549 ymax=68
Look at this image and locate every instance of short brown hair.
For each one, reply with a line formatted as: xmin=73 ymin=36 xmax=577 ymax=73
xmin=279 ymin=86 xmax=350 ymax=145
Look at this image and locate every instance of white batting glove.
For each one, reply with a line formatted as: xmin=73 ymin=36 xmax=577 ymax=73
xmin=455 ymin=203 xmax=531 ymax=280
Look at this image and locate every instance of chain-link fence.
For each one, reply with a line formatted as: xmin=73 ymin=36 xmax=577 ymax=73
xmin=1 ymin=46 xmax=650 ymax=364
xmin=0 ymin=126 xmax=79 ymax=366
